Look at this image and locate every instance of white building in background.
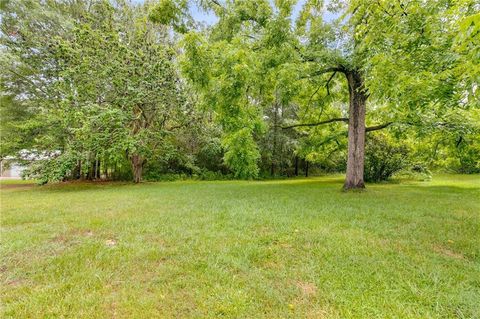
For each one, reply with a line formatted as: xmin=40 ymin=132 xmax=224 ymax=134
xmin=0 ymin=156 xmax=25 ymax=179
xmin=0 ymin=150 xmax=60 ymax=179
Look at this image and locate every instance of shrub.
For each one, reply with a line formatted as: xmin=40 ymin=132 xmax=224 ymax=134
xmin=364 ymin=134 xmax=410 ymax=182
xmin=451 ymin=138 xmax=480 ymax=174
xmin=396 ymin=163 xmax=432 ymax=181
xmin=22 ymin=152 xmax=78 ymax=185
xmin=222 ymin=129 xmax=260 ymax=179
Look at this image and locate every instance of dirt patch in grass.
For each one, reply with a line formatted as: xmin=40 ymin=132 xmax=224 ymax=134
xmin=5 ymin=279 xmax=27 ymax=287
xmin=433 ymin=245 xmax=465 ymax=260
xmin=0 ymin=183 xmax=35 ymax=190
xmin=51 ymin=229 xmax=95 ymax=244
xmin=296 ymin=281 xmax=317 ymax=297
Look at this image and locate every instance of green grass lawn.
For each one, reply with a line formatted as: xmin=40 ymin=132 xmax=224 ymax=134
xmin=1 ymin=175 xmax=479 ymax=318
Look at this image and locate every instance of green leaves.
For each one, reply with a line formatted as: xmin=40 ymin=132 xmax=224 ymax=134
xmin=455 ymin=11 xmax=480 ymax=107
xmin=1 ymin=0 xmax=194 ymax=182
xmin=149 ymin=0 xmax=189 ymax=33
xmin=2 ymin=0 xmax=478 ymax=181
xmin=222 ymin=128 xmax=260 ymax=179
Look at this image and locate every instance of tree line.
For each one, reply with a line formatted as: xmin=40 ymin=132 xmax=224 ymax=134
xmin=1 ymin=0 xmax=479 ymax=189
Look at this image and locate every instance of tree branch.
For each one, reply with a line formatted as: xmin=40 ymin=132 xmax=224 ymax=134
xmin=210 ymin=0 xmax=223 ymax=7
xmin=292 ymin=44 xmax=317 ymax=62
xmin=376 ymin=0 xmax=395 ymax=17
xmin=398 ymin=0 xmax=409 ymax=16
xmin=305 ymin=85 xmax=322 ymax=113
xmin=325 ymin=71 xmax=337 ymax=95
xmin=365 ymin=122 xmax=393 ymax=132
xmin=302 ymin=67 xmax=346 ymax=79
xmin=282 ymin=117 xmax=349 ymax=129
xmin=283 ymin=119 xmax=395 ymax=132
xmin=6 ymin=68 xmax=51 ymax=97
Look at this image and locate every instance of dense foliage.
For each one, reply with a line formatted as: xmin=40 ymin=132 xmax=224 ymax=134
xmin=364 ymin=134 xmax=409 ymax=182
xmin=1 ymin=0 xmax=479 ymax=184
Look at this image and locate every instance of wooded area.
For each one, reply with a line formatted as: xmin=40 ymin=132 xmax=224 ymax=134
xmin=1 ymin=0 xmax=479 ymax=189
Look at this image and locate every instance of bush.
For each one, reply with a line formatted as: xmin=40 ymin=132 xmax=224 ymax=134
xmin=196 ymin=138 xmax=226 ymax=173
xmin=364 ymin=134 xmax=410 ymax=182
xmin=451 ymin=139 xmax=480 ymax=174
xmin=396 ymin=163 xmax=432 ymax=181
xmin=222 ymin=129 xmax=260 ymax=179
xmin=22 ymin=152 xmax=78 ymax=185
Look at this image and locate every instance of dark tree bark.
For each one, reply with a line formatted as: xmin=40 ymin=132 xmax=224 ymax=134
xmin=87 ymin=160 xmax=94 ymax=180
xmin=130 ymin=154 xmax=144 ymax=183
xmin=271 ymin=101 xmax=279 ymax=176
xmin=294 ymin=156 xmax=299 ymax=176
xmin=343 ymin=70 xmax=368 ymax=190
xmin=94 ymin=158 xmax=101 ymax=179
xmin=282 ymin=117 xmax=348 ymax=129
xmin=305 ymin=160 xmax=309 ymax=177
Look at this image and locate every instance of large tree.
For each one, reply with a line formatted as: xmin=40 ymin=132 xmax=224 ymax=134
xmin=1 ymin=0 xmax=192 ymax=183
xmin=174 ymin=0 xmax=478 ymax=188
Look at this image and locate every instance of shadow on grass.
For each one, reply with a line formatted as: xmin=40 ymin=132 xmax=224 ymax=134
xmin=2 ymin=175 xmax=478 ymax=197
xmin=22 ymin=180 xmax=135 ymax=194
xmin=0 ymin=183 xmax=36 ymax=190
xmin=396 ymin=185 xmax=480 ymax=194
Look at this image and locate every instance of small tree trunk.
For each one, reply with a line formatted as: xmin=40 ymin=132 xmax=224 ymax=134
xmin=79 ymin=160 xmax=83 ymax=179
xmin=294 ymin=156 xmax=299 ymax=176
xmin=103 ymin=160 xmax=108 ymax=180
xmin=94 ymin=158 xmax=98 ymax=180
xmin=344 ymin=70 xmax=367 ymax=190
xmin=271 ymin=101 xmax=279 ymax=176
xmin=130 ymin=154 xmax=144 ymax=183
xmin=97 ymin=159 xmax=101 ymax=179
xmin=305 ymin=160 xmax=309 ymax=177
xmin=87 ymin=160 xmax=94 ymax=180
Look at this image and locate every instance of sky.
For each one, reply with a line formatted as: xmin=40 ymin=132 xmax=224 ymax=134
xmin=134 ymin=0 xmax=337 ymax=25
xmin=189 ymin=0 xmax=338 ymax=25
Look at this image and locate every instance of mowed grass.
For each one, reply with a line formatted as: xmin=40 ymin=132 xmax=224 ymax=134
xmin=1 ymin=175 xmax=479 ymax=318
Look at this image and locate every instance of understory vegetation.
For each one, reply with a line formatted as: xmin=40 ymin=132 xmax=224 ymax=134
xmin=1 ymin=174 xmax=479 ymax=318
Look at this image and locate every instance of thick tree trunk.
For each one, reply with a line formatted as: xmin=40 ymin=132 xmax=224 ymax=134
xmin=344 ymin=70 xmax=367 ymax=190
xmin=130 ymin=154 xmax=144 ymax=183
